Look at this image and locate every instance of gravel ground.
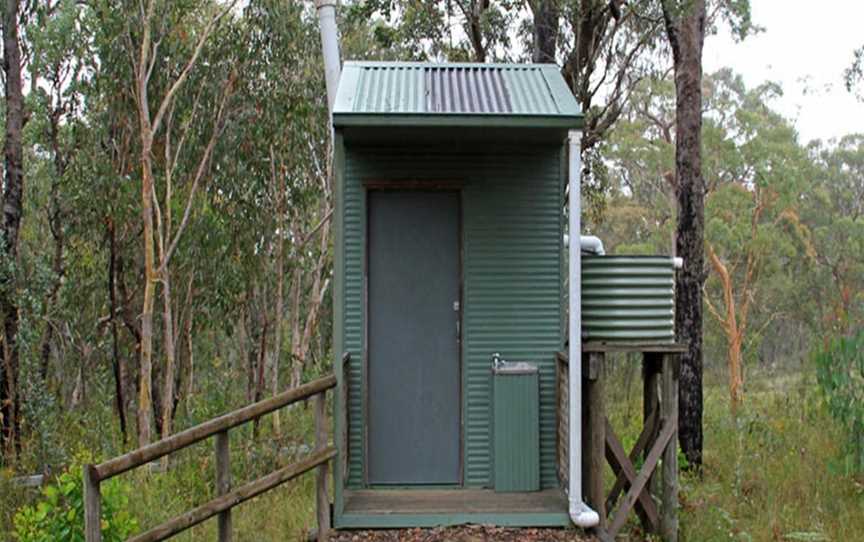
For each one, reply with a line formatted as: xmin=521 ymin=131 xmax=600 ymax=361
xmin=331 ymin=525 xmax=593 ymax=541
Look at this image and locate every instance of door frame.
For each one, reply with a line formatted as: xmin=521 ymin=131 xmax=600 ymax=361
xmin=362 ymin=180 xmax=465 ymax=488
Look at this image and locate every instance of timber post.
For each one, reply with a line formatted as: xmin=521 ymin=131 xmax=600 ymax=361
xmin=583 ymin=351 xmax=606 ymax=529
xmin=661 ymin=353 xmax=680 ymax=541
xmin=215 ymin=430 xmax=232 ymax=542
xmin=83 ymin=464 xmax=101 ymax=542
xmin=575 ymin=342 xmax=685 ymax=542
xmin=643 ymin=352 xmax=662 ymax=500
xmin=315 ymin=392 xmax=331 ymax=541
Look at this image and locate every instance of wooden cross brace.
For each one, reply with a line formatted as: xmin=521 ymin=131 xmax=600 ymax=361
xmin=579 ymin=348 xmax=681 ymax=542
xmin=604 ymin=411 xmax=677 ymax=537
xmin=605 ymin=410 xmax=661 ymax=532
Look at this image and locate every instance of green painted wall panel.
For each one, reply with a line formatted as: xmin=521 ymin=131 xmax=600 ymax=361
xmin=341 ymin=144 xmax=563 ymax=489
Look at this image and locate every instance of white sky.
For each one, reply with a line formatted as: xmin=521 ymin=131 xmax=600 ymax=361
xmin=704 ymin=0 xmax=864 ymax=144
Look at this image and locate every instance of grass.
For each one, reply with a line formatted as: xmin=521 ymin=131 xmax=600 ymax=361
xmin=0 ymin=402 xmax=320 ymax=541
xmin=678 ymin=372 xmax=864 ymax=542
xmin=605 ymin=360 xmax=864 ymax=541
xmin=123 ymin=404 xmax=320 ymax=541
xmin=3 ymin=366 xmax=863 ymax=541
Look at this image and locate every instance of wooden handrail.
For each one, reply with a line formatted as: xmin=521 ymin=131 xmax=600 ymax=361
xmin=84 ymin=371 xmax=341 ymax=542
xmin=92 ymin=374 xmax=336 ymax=482
xmin=127 ymin=447 xmax=336 ymax=542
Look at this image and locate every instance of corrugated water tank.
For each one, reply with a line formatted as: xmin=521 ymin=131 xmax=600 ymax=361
xmin=582 ymin=255 xmax=676 ymax=344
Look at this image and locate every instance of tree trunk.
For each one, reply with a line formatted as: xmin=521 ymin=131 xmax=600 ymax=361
xmin=160 ymin=270 xmax=176 ymax=442
xmin=1 ymin=0 xmax=25 ymax=457
xmin=706 ymin=244 xmax=745 ymax=409
xmin=137 ymin=125 xmax=157 ymax=447
xmin=462 ymin=1 xmax=488 ymax=62
xmin=300 ymin=220 xmax=332 ymax=360
xmin=289 ymin=267 xmax=303 ymax=388
xmin=39 ymin=109 xmax=68 ymax=383
xmin=253 ymin=317 xmax=268 ymax=437
xmin=530 ymin=0 xmax=559 ymax=63
xmin=271 ymin=158 xmax=286 ymax=434
xmin=662 ymin=0 xmax=707 ymax=468
xmin=183 ymin=292 xmax=194 ymax=407
xmin=107 ymin=219 xmax=129 ymax=443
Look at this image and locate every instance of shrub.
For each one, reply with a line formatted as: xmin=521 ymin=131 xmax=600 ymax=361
xmin=814 ymin=331 xmax=864 ymax=474
xmin=13 ymin=459 xmax=137 ymax=542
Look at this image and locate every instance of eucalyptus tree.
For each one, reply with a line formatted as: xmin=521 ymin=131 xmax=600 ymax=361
xmin=26 ymin=0 xmax=95 ymax=387
xmin=236 ymin=0 xmax=331 ymax=417
xmin=125 ymin=0 xmax=241 ymax=445
xmin=658 ymin=0 xmax=758 ymax=467
xmin=700 ymin=74 xmax=813 ymax=409
xmin=802 ymin=136 xmax=864 ymax=338
xmin=603 ymin=69 xmax=816 ymax=410
xmin=846 ymin=45 xmax=863 ymax=101
xmin=1 ymin=0 xmax=26 ymax=458
xmin=659 ymin=0 xmax=708 ymax=469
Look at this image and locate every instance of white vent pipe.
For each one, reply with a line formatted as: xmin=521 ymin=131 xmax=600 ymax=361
xmin=561 ymin=234 xmax=605 ymax=255
xmin=315 ymin=0 xmax=341 ymax=114
xmin=567 ymin=131 xmax=600 ymax=528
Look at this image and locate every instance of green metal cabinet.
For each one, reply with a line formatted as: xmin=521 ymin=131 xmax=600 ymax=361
xmin=492 ymin=362 xmax=540 ymax=492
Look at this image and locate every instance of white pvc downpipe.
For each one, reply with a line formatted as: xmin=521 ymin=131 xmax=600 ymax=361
xmin=567 ymin=130 xmax=600 ymax=528
xmin=315 ymin=0 xmax=341 ymax=113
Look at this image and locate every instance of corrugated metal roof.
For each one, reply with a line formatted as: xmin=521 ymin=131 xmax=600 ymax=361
xmin=334 ymin=61 xmax=582 ymax=128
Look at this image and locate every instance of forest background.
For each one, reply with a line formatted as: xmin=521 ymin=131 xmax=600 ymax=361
xmin=0 ymin=1 xmax=862 ymax=540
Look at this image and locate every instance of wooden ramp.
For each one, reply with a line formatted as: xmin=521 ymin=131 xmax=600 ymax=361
xmin=339 ymin=489 xmax=571 ymax=529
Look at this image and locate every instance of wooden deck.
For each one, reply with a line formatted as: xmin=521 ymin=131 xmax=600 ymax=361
xmin=338 ymin=489 xmax=572 ymax=529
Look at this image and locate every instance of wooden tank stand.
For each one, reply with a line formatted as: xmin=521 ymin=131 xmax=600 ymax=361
xmin=561 ymin=342 xmax=685 ymax=542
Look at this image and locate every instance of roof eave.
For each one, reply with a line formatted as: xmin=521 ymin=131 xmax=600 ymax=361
xmin=333 ymin=113 xmax=584 ymax=130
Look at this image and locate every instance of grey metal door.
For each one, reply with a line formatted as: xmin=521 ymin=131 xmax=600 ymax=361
xmin=367 ymin=190 xmax=460 ymax=485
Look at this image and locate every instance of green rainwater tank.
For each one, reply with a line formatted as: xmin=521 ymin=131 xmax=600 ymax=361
xmin=492 ymin=361 xmax=540 ymax=492
xmin=582 ymin=255 xmax=676 ymax=344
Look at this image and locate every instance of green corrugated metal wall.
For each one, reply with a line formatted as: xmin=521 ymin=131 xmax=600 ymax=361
xmin=340 ymin=144 xmax=563 ymax=489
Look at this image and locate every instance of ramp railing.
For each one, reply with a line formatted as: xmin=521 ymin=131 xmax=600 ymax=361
xmin=83 ymin=374 xmax=337 ymax=542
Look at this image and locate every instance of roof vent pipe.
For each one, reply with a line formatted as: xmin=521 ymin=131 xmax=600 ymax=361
xmin=567 ymin=131 xmax=601 ymax=529
xmin=315 ymin=0 xmax=341 ymax=114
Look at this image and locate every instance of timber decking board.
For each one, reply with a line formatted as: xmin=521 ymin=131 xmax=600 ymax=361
xmin=343 ymin=489 xmax=567 ymax=515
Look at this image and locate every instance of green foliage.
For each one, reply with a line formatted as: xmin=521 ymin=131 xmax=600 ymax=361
xmin=815 ymin=332 xmax=864 ymax=474
xmin=845 ymin=44 xmax=864 ymax=101
xmin=13 ymin=459 xmax=137 ymax=542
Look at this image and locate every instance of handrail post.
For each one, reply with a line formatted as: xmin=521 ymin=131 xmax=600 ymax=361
xmin=215 ymin=430 xmax=232 ymax=542
xmin=83 ymin=465 xmax=101 ymax=542
xmin=315 ymin=392 xmax=331 ymax=541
